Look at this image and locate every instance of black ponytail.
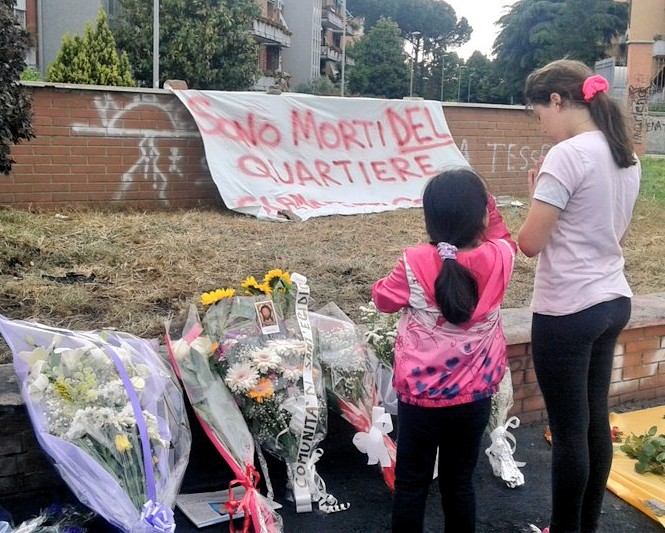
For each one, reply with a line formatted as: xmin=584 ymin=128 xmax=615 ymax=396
xmin=422 ymin=169 xmax=488 ymax=325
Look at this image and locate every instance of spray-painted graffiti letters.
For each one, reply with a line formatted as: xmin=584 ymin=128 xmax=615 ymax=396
xmin=71 ymin=94 xmax=199 ymax=202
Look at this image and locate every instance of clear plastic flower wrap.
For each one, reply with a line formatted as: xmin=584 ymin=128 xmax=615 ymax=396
xmin=310 ymin=302 xmax=397 ymax=490
xmin=184 ymin=273 xmax=343 ymax=514
xmin=0 ymin=314 xmax=191 ymax=533
xmin=166 ymin=306 xmax=283 ymax=533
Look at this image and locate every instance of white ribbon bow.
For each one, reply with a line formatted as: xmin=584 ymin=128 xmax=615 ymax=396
xmin=353 ymin=406 xmax=394 ymax=467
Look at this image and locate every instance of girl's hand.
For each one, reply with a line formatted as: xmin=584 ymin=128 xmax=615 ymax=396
xmin=528 ymin=156 xmax=544 ymax=198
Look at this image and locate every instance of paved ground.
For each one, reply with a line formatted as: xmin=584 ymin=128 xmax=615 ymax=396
xmin=3 ymin=399 xmax=663 ymax=532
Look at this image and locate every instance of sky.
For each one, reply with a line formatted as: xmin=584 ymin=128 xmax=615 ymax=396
xmin=443 ymin=0 xmax=519 ymax=59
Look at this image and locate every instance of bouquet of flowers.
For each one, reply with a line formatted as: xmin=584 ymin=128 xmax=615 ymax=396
xmin=0 ymin=314 xmax=191 ymax=532
xmin=166 ymin=306 xmax=283 ymax=533
xmin=358 ymin=301 xmax=525 ymax=488
xmin=358 ymin=301 xmax=401 ymax=415
xmin=189 ymin=271 xmax=342 ymax=514
xmin=311 ymin=302 xmax=397 ymax=490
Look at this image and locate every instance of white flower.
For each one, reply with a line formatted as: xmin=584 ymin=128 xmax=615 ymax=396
xmin=251 ymin=349 xmax=282 ymax=373
xmin=170 ymin=338 xmax=190 ymax=361
xmin=131 ymin=376 xmax=146 ymax=392
xmin=59 ymin=347 xmax=84 ymax=371
xmin=190 ymin=335 xmax=213 ymax=356
xmin=28 ymin=373 xmax=50 ymax=399
xmin=225 ymin=362 xmax=259 ymax=393
xmin=281 ymin=364 xmax=302 ymax=382
xmin=19 ymin=346 xmax=50 ymax=367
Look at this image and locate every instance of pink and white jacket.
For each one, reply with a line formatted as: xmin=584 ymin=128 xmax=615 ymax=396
xmin=372 ymin=196 xmax=516 ymax=408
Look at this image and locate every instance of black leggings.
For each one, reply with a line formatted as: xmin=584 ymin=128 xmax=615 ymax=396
xmin=532 ymin=297 xmax=631 ymax=533
xmin=392 ymin=398 xmax=491 ymax=532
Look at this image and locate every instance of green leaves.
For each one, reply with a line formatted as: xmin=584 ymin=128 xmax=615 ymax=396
xmin=0 ymin=0 xmax=35 ymax=175
xmin=113 ymin=0 xmax=260 ymax=90
xmin=620 ymin=426 xmax=665 ymax=476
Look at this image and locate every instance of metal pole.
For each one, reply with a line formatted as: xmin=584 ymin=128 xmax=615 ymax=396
xmin=341 ymin=0 xmax=346 ymax=96
xmin=152 ymin=0 xmax=159 ymax=88
xmin=467 ymin=73 xmax=471 ymax=102
xmin=440 ymin=57 xmax=445 ymax=101
xmin=457 ymin=67 xmax=463 ymax=101
xmin=409 ymin=60 xmax=414 ymax=97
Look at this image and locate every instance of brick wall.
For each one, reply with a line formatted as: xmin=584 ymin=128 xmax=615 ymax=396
xmin=1 ymin=84 xmax=549 ymax=210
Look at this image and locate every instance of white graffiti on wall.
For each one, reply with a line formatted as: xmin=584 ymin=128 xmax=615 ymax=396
xmin=71 ymin=94 xmax=199 ymax=202
xmin=459 ymin=140 xmax=551 ymax=173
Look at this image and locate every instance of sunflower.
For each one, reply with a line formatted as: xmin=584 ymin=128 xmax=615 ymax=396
xmin=263 ymin=269 xmax=292 ymax=293
xmin=200 ymin=288 xmax=236 ymax=306
xmin=241 ymin=276 xmax=271 ymax=295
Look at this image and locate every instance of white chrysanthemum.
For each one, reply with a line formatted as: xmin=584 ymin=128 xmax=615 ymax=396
xmin=281 ymin=364 xmax=302 ymax=382
xmin=225 ymin=362 xmax=259 ymax=393
xmin=19 ymin=346 xmax=50 ymax=367
xmin=251 ymin=349 xmax=282 ymax=373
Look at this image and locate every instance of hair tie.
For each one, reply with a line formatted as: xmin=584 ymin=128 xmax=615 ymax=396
xmin=582 ymin=74 xmax=609 ymax=102
xmin=437 ymin=242 xmax=458 ymax=261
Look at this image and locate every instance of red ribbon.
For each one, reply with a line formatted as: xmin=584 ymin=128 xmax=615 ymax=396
xmin=225 ymin=463 xmax=261 ymax=533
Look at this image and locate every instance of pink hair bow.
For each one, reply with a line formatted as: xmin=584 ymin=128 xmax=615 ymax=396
xmin=582 ymin=74 xmax=609 ymax=101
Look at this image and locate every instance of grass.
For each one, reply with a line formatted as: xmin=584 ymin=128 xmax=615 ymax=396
xmin=1 ymin=157 xmax=664 ymax=363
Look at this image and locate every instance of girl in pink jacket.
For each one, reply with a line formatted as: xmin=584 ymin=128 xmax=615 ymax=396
xmin=373 ymin=168 xmax=516 ymax=532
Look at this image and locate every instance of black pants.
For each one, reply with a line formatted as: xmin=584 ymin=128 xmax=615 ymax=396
xmin=532 ymin=297 xmax=631 ymax=533
xmin=392 ymin=398 xmax=491 ymax=532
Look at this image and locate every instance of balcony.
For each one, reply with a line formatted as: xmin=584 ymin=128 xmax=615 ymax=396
xmin=322 ymin=6 xmax=344 ymax=31
xmin=320 ymin=45 xmax=354 ymax=66
xmin=252 ymin=18 xmax=291 ymax=47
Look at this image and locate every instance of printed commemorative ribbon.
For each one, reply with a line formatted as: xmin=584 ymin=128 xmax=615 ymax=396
xmin=290 ymin=273 xmax=319 ymax=513
xmin=352 ymin=406 xmax=394 ymax=467
xmin=140 ymin=500 xmax=175 ymax=533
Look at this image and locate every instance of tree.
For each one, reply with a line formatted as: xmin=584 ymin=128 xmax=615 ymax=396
xmin=348 ymin=0 xmax=471 ymax=99
xmin=0 ymin=0 xmax=34 ymax=175
xmin=47 ymin=11 xmax=135 ymax=86
xmin=493 ymin=0 xmax=628 ymax=101
xmin=346 ymin=17 xmax=410 ymax=99
xmin=113 ymin=0 xmax=260 ymax=90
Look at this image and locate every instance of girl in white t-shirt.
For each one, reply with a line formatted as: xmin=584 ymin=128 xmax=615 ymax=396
xmin=518 ymin=59 xmax=640 ymax=533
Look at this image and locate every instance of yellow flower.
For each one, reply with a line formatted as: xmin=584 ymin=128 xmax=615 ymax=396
xmin=200 ymin=288 xmax=236 ymax=306
xmin=247 ymin=378 xmax=275 ymax=404
xmin=241 ymin=276 xmax=270 ymax=295
xmin=264 ymin=269 xmax=292 ymax=293
xmin=115 ymin=434 xmax=133 ymax=453
xmin=54 ymin=379 xmax=72 ymax=402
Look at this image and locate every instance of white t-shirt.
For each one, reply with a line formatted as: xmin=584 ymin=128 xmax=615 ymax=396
xmin=531 ymin=130 xmax=640 ymax=315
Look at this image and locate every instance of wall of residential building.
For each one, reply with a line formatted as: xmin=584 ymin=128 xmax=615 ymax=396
xmin=38 ymin=0 xmax=108 ymax=77
xmin=1 ymin=84 xmax=553 ymax=209
xmin=282 ymin=0 xmax=321 ymax=89
xmin=625 ymin=0 xmax=665 ymax=155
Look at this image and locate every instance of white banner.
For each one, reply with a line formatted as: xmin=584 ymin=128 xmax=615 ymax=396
xmin=174 ymin=91 xmax=469 ymax=221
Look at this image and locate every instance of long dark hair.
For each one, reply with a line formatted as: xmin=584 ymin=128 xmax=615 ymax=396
xmin=422 ymin=169 xmax=488 ymax=325
xmin=524 ymin=59 xmax=636 ymax=168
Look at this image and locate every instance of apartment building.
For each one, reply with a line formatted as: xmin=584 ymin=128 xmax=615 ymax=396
xmin=252 ymin=0 xmax=292 ymax=91
xmin=282 ymin=0 xmax=361 ymax=90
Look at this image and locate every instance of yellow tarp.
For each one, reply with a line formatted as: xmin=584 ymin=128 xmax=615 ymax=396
xmin=608 ymin=406 xmax=665 ymax=528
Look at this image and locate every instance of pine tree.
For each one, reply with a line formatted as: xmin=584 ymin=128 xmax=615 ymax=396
xmin=47 ymin=10 xmax=135 ymax=86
